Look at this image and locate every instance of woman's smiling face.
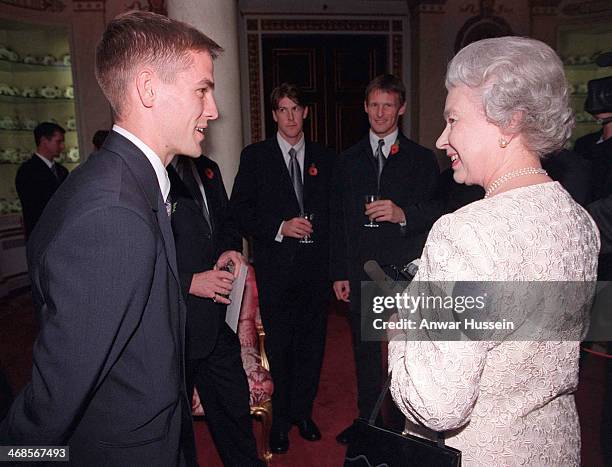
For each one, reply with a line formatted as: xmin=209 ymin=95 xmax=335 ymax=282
xmin=436 ymin=85 xmax=501 ymax=187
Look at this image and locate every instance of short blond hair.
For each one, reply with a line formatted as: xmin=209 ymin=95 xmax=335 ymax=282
xmin=95 ymin=10 xmax=222 ymax=119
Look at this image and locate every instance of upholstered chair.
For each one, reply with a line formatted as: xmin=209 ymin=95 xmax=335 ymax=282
xmin=192 ymin=265 xmax=274 ymax=463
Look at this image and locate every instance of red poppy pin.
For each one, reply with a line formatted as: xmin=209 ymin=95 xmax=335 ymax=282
xmin=390 ymin=140 xmax=400 ymax=155
xmin=205 ymin=168 xmax=214 ymax=180
xmin=308 ymin=163 xmax=318 ymax=176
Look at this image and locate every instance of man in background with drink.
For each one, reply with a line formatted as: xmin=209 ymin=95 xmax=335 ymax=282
xmin=230 ymin=83 xmax=334 ymax=454
xmin=330 ymin=74 xmax=438 ymax=444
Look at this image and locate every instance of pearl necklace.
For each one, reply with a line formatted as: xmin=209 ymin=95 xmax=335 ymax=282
xmin=484 ymin=167 xmax=548 ymax=199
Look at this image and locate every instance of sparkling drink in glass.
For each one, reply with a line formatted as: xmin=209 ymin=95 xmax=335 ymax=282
xmin=299 ymin=212 xmax=315 ymax=243
xmin=364 ymin=194 xmax=380 ymax=228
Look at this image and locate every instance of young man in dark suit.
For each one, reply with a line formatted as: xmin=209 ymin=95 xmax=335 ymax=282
xmin=15 ymin=122 xmax=69 ymax=238
xmin=0 ymin=11 xmax=221 ymax=466
xmin=330 ymin=74 xmax=439 ymax=444
xmin=167 ymin=154 xmax=263 ymax=466
xmin=231 ymin=83 xmax=334 ymax=454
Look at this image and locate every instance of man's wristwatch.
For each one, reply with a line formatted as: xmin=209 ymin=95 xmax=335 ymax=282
xmin=399 ymin=220 xmax=407 ymax=227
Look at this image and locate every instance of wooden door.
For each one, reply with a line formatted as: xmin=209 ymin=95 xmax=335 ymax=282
xmin=262 ymin=34 xmax=388 ymax=152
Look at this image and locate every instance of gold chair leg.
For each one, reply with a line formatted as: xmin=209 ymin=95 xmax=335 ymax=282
xmin=251 ymin=400 xmax=273 ymax=464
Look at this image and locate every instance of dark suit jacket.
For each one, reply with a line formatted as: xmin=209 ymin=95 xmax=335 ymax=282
xmin=0 ymin=131 xmax=194 ymax=467
xmin=330 ymin=132 xmax=439 ymax=283
xmin=585 ymin=137 xmax=612 ymax=279
xmin=230 ymin=137 xmax=334 ymax=290
xmin=574 ymin=129 xmax=602 ymax=157
xmin=15 ymin=154 xmax=69 ymax=238
xmin=402 ymin=149 xmax=593 ymax=234
xmin=168 ymin=155 xmax=241 ymax=359
xmin=400 ymin=167 xmax=484 ymax=232
xmin=542 ymin=149 xmax=592 ymax=206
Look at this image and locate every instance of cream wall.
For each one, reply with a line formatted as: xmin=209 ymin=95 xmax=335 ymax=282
xmin=236 ymin=0 xmax=415 ymax=152
xmin=413 ymin=1 xmax=531 ymax=165
xmin=168 ymin=0 xmax=243 ymax=191
xmin=239 ymin=0 xmax=408 ymax=15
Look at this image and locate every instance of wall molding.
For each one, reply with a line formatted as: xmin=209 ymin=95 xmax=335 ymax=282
xmin=561 ymin=0 xmax=612 ymax=16
xmin=0 ymin=0 xmax=65 ymax=11
xmin=243 ymin=16 xmax=405 ymax=143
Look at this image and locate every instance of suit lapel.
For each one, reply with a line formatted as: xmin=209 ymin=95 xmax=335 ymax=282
xmin=383 ymin=133 xmax=407 ymax=170
xmin=102 ymin=132 xmax=186 ymax=382
xmin=156 ymin=195 xmax=180 ymax=281
xmin=168 ymin=164 xmax=208 ymax=223
xmin=31 ymin=154 xmax=61 ymax=188
xmin=194 ymin=157 xmax=217 ymax=234
xmin=358 ymin=137 xmax=378 ymax=182
xmin=303 ymin=142 xmax=316 ymax=211
xmin=360 ymin=137 xmax=377 ymax=174
xmin=102 ymin=132 xmax=181 ymax=285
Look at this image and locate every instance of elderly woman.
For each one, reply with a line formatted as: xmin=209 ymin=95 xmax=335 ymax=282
xmin=388 ymin=37 xmax=599 ymax=466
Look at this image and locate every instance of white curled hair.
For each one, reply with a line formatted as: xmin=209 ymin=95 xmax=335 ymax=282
xmin=446 ymin=36 xmax=574 ymax=157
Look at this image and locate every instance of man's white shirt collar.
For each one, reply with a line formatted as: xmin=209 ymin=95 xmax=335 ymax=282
xmin=113 ymin=124 xmax=170 ymax=203
xmin=35 ymin=152 xmax=54 ymax=169
xmin=277 ymin=133 xmax=305 ymax=159
xmin=277 ymin=132 xmax=305 ymax=181
xmin=369 ymin=129 xmax=399 ymax=158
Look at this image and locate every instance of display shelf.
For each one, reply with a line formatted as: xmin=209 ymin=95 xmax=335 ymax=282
xmin=0 ymin=197 xmax=21 ymax=215
xmin=0 ymin=12 xmax=98 ymax=297
xmin=0 ymin=95 xmax=73 ymax=104
xmin=0 ymin=128 xmax=76 ymax=133
xmin=0 ymin=212 xmax=22 ymax=225
xmin=0 ymin=162 xmax=18 ymax=198
xmin=0 ymin=159 xmax=80 ymax=166
xmin=558 ymin=21 xmax=612 ymax=147
xmin=563 ymin=63 xmax=599 ymax=70
xmin=0 ymin=60 xmax=70 ymax=72
xmin=0 ymin=5 xmax=78 ymax=201
xmin=0 ymin=156 xmax=78 ymax=165
xmin=0 ymin=210 xmax=21 ymax=222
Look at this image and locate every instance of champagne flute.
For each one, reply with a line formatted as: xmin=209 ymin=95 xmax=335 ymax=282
xmin=364 ymin=194 xmax=380 ymax=228
xmin=299 ymin=212 xmax=315 ymax=244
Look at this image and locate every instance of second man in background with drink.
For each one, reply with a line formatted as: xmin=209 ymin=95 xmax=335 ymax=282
xmin=330 ymin=74 xmax=439 ymax=444
xmin=230 ymin=83 xmax=335 ymax=454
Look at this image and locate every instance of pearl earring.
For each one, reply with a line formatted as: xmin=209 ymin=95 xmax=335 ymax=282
xmin=499 ymin=138 xmax=508 ymax=148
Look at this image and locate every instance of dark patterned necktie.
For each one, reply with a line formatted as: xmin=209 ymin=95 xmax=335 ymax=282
xmin=165 ymin=197 xmax=172 ymax=217
xmin=288 ymin=147 xmax=304 ymax=213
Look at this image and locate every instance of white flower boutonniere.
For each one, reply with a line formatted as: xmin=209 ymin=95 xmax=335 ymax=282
xmin=165 ymin=201 xmax=178 ymax=217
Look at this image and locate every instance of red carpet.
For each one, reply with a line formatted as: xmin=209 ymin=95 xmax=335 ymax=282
xmin=195 ymin=303 xmax=356 ymax=466
xmin=0 ymin=294 xmax=607 ymax=466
